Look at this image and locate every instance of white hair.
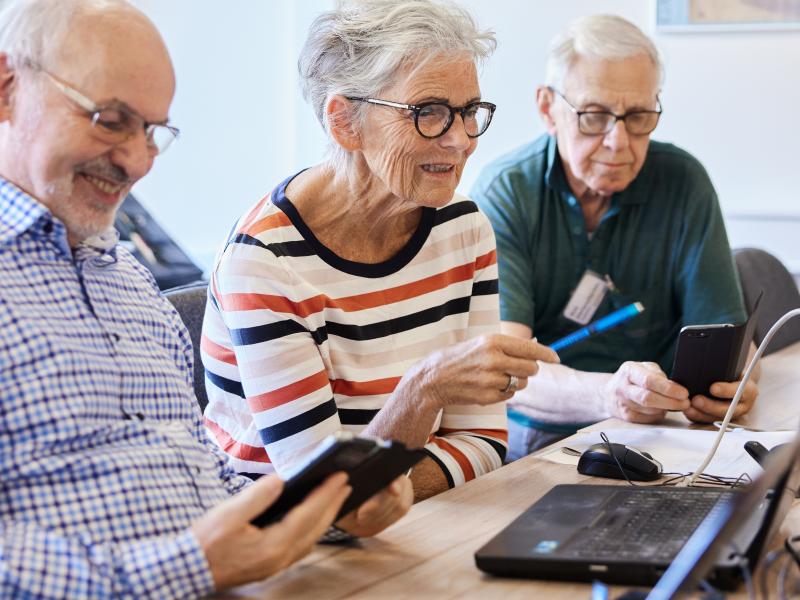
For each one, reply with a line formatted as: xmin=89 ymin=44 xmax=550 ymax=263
xmin=0 ymin=0 xmax=137 ymax=70
xmin=298 ymin=0 xmax=496 ymax=174
xmin=545 ymin=14 xmax=663 ymax=91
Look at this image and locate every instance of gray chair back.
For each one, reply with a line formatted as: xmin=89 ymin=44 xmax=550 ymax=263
xmin=164 ymin=281 xmax=210 ymax=411
xmin=733 ymin=248 xmax=800 ymax=355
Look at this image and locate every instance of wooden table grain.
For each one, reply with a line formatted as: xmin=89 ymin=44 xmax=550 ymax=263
xmin=225 ymin=342 xmax=800 ymax=599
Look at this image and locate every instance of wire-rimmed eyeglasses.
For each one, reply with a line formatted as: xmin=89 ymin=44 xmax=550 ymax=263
xmin=28 ymin=61 xmax=179 ymax=154
xmin=346 ymin=97 xmax=496 ymax=139
xmin=548 ymin=86 xmax=662 ymax=136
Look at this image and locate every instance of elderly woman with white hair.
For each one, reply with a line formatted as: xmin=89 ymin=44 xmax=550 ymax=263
xmin=201 ymin=0 xmax=557 ymax=537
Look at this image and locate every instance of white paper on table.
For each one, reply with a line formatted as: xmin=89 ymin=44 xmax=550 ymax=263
xmin=540 ymin=427 xmax=796 ymax=480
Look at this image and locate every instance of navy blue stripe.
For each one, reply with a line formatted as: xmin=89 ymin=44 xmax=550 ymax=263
xmin=205 ymin=370 xmax=244 ymax=398
xmin=232 ymin=318 xmax=328 ymax=347
xmin=473 ymin=434 xmax=507 ymax=463
xmin=472 ymin=279 xmax=498 ymax=296
xmin=423 ymin=448 xmax=455 ymax=488
xmin=230 ymin=233 xmax=314 ymax=258
xmin=327 ymin=295 xmax=471 ymax=341
xmin=207 ymin=289 xmax=220 ymax=312
xmin=231 ymin=319 xmax=305 ymax=346
xmin=338 ymin=408 xmax=379 ymax=425
xmin=258 ymin=399 xmax=338 ymax=444
xmin=228 ymin=233 xmax=269 ymax=252
xmin=434 ymin=200 xmax=478 ymax=226
xmin=271 ymin=171 xmax=437 ymax=278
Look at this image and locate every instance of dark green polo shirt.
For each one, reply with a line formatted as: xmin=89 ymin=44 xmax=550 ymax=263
xmin=471 ymin=134 xmax=746 ymax=376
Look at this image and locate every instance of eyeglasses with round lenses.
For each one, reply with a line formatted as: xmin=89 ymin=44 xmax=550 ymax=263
xmin=548 ymin=86 xmax=662 ymax=136
xmin=346 ymin=97 xmax=496 ymax=139
xmin=37 ymin=67 xmax=179 ymax=154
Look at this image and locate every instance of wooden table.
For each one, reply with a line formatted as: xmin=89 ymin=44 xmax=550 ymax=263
xmin=227 ymin=342 xmax=800 ymax=599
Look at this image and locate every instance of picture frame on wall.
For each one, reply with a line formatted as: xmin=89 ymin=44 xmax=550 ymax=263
xmin=656 ymin=0 xmax=800 ymax=32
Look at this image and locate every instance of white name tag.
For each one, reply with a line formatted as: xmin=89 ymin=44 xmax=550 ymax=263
xmin=562 ymin=270 xmax=609 ymax=325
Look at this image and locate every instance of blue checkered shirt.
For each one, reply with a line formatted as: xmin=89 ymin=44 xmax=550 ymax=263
xmin=0 ymin=176 xmax=250 ymax=598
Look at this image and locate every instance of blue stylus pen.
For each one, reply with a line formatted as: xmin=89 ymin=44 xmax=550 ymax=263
xmin=550 ymin=302 xmax=645 ymax=352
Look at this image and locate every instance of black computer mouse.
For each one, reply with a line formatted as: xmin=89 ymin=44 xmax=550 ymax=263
xmin=577 ymin=442 xmax=663 ymax=481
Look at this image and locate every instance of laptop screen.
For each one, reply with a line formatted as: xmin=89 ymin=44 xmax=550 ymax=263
xmin=646 ymin=433 xmax=800 ymax=599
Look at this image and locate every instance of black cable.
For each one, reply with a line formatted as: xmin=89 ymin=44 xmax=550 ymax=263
xmin=598 ymin=431 xmax=752 ymax=490
xmin=600 ymin=431 xmax=642 ymax=486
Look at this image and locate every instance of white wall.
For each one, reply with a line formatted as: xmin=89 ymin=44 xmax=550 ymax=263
xmin=133 ymin=0 xmax=329 ymax=270
xmin=133 ymin=1 xmax=800 ymax=274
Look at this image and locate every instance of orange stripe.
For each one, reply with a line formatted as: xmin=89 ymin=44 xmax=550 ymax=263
xmin=241 ymin=211 xmax=292 ymax=237
xmin=204 ymin=417 xmax=271 ymax=463
xmin=438 ymin=427 xmax=508 ymax=443
xmin=249 ymin=369 xmax=330 ymax=412
xmin=200 ymin=334 xmax=238 ymax=366
xmin=237 ymin=194 xmax=273 ymax=234
xmin=474 ymin=249 xmax=497 ymax=271
xmin=218 ymin=292 xmax=325 ymax=317
xmin=331 ymin=376 xmax=401 ymax=397
xmin=216 ymin=259 xmax=478 ymax=316
xmin=333 ymin=261 xmax=475 ymax=311
xmin=431 ymin=437 xmax=476 ymax=482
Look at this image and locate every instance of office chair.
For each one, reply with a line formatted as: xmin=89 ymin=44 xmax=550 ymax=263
xmin=733 ymin=247 xmax=800 ymax=355
xmin=115 ymin=195 xmax=204 ymax=290
xmin=164 ymin=281 xmax=210 ymax=411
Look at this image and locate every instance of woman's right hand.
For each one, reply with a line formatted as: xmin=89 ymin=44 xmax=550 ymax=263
xmin=412 ymin=334 xmax=560 ymax=409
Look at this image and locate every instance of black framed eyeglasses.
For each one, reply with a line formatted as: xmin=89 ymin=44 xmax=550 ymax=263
xmin=26 ymin=60 xmax=179 ymax=154
xmin=346 ymin=97 xmax=496 ymax=139
xmin=548 ymin=86 xmax=662 ymax=136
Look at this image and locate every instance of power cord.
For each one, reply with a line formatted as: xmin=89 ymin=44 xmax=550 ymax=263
xmin=688 ymin=308 xmax=800 ymax=486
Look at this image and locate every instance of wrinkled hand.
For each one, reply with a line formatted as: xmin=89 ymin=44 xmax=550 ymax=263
xmin=336 ymin=475 xmax=413 ymax=537
xmin=416 ymin=334 xmax=559 ymax=409
xmin=683 ymin=379 xmax=759 ymax=423
xmin=193 ymin=473 xmax=351 ymax=591
xmin=604 ymin=361 xmax=690 ymax=423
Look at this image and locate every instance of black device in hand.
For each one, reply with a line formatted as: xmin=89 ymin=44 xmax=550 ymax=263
xmin=670 ymin=292 xmax=763 ymax=398
xmin=250 ymin=432 xmax=427 ymax=528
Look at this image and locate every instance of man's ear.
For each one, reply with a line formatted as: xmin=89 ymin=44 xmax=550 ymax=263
xmin=536 ymin=85 xmax=558 ymax=135
xmin=0 ymin=53 xmax=16 ymax=122
xmin=326 ymin=95 xmax=361 ymax=152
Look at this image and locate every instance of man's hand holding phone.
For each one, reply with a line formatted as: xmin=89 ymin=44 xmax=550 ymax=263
xmin=192 ymin=473 xmax=351 ymax=591
xmin=250 ymin=433 xmax=425 ymax=531
xmin=683 ymin=378 xmax=759 ymax=423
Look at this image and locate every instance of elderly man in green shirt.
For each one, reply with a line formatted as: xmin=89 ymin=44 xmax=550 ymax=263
xmin=471 ymin=14 xmax=759 ymax=460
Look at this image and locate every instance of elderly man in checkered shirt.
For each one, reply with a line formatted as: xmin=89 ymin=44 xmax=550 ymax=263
xmin=0 ymin=0 xmax=357 ymax=597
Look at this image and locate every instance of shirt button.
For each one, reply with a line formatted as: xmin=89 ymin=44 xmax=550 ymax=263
xmin=42 ymin=222 xmax=53 ymax=234
xmin=573 ymin=227 xmax=582 ymax=235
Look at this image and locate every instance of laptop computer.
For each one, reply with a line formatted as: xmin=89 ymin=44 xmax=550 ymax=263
xmin=475 ymin=432 xmax=800 ymax=590
xmin=646 ymin=438 xmax=800 ymax=598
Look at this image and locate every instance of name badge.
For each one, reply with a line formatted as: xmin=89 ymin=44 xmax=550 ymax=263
xmin=563 ymin=270 xmax=610 ymax=325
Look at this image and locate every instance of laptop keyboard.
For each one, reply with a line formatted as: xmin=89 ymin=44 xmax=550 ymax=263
xmin=564 ymin=488 xmax=736 ymax=563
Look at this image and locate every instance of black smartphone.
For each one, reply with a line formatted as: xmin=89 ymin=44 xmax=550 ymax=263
xmin=250 ymin=432 xmax=427 ymax=528
xmin=670 ymin=292 xmax=762 ymax=398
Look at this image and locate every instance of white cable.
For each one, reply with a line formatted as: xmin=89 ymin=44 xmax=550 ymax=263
xmin=687 ymin=308 xmax=800 ymax=486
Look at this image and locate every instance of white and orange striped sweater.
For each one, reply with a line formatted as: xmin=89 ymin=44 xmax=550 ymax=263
xmin=201 ymin=174 xmax=508 ymax=486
